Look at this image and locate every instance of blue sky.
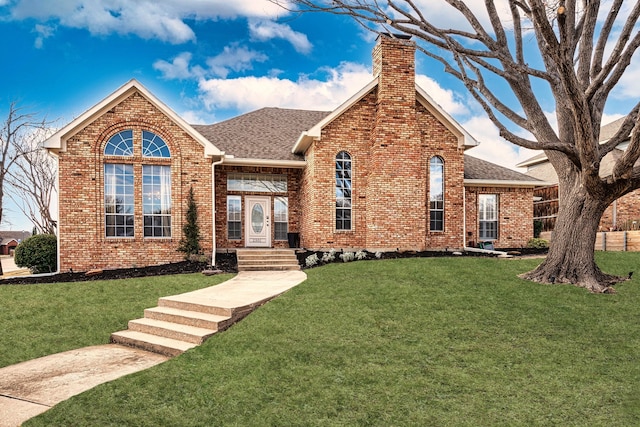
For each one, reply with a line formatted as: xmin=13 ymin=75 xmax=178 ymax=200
xmin=0 ymin=0 xmax=637 ymax=231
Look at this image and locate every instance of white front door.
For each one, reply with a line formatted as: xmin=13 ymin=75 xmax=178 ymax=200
xmin=245 ymin=196 xmax=271 ymax=247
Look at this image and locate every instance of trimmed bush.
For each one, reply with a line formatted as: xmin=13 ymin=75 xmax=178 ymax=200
xmin=526 ymin=238 xmax=549 ymax=249
xmin=14 ymin=234 xmax=57 ymax=273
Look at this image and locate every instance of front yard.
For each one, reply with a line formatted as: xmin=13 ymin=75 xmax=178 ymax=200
xmin=2 ymin=254 xmax=638 ymax=426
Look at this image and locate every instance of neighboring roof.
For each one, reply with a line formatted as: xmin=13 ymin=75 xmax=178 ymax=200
xmin=0 ymin=238 xmax=18 ymax=246
xmin=193 ymin=108 xmax=330 ymax=164
xmin=517 ymin=117 xmax=629 ymax=168
xmin=44 ymin=79 xmax=222 ymax=158
xmin=464 ymin=155 xmax=545 ymax=187
xmin=292 ymin=79 xmax=480 ymax=155
xmin=0 ymin=231 xmax=31 ymax=243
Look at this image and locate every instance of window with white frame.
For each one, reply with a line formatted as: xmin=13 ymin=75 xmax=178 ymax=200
xmin=429 ymin=156 xmax=445 ymax=232
xmin=227 ymin=196 xmax=242 ymax=240
xmin=274 ymin=197 xmax=288 ymax=240
xmin=104 ymin=163 xmax=135 ymax=237
xmin=336 ymin=151 xmax=352 ymax=230
xmin=103 ymin=130 xmax=172 ymax=238
xmin=142 ymin=165 xmax=172 ymax=237
xmin=479 ymin=194 xmax=498 ymax=240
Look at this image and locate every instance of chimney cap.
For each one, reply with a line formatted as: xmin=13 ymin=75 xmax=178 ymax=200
xmin=377 ymin=32 xmax=412 ymax=41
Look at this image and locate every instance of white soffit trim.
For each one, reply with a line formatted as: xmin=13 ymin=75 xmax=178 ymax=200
xmin=415 ymin=85 xmax=478 ymax=149
xmin=222 ymin=157 xmax=307 ymax=169
xmin=464 ymin=179 xmax=551 ymax=188
xmin=43 ymin=79 xmax=222 ymax=157
xmin=292 ymin=78 xmax=378 ymax=154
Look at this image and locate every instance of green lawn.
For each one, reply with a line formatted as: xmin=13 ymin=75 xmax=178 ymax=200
xmin=12 ymin=253 xmax=640 ymax=426
xmin=0 ymin=273 xmax=233 ymax=368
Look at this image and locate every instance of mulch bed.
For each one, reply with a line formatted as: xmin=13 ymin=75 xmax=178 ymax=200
xmin=1 ymin=248 xmax=547 ymax=285
xmin=0 ymin=253 xmax=238 ymax=286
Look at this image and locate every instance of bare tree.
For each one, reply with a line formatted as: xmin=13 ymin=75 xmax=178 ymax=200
xmin=7 ymin=136 xmax=57 ymax=235
xmin=0 ymin=102 xmax=37 ymax=225
xmin=273 ymin=0 xmax=640 ymax=292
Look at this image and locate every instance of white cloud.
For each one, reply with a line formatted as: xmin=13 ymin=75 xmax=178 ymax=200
xmin=416 ymin=74 xmax=468 ymax=116
xmin=7 ymin=0 xmax=286 ymax=44
xmin=197 ymin=61 xmax=372 ymax=112
xmin=462 ymin=116 xmax=537 ymax=170
xmin=154 ymin=52 xmax=202 ymax=80
xmin=206 ymin=45 xmax=269 ymax=78
xmin=249 ymin=19 xmax=313 ymax=54
xmin=33 ymin=23 xmax=55 ymax=49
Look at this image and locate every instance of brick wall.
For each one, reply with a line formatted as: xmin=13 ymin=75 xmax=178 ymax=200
xmin=57 ymin=91 xmax=213 ymax=271
xmin=214 ymin=165 xmax=302 ymax=249
xmin=601 ymin=190 xmax=640 ymax=230
xmin=299 ymin=34 xmax=466 ymax=251
xmin=465 ymin=186 xmax=534 ymax=248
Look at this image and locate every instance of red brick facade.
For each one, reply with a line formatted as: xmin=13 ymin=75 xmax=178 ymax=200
xmin=50 ymin=35 xmax=536 ymax=272
xmin=465 ymin=186 xmax=534 ymax=248
xmin=56 ymin=91 xmax=213 ymax=271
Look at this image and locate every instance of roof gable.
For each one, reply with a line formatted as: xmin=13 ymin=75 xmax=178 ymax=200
xmin=292 ymin=80 xmax=479 ymax=155
xmin=194 ymin=108 xmax=330 ymax=163
xmin=44 ymin=79 xmax=222 ymax=157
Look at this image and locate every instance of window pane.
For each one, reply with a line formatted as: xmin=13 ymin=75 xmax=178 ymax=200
xmin=479 ymin=194 xmax=498 ymax=240
xmin=104 ymin=130 xmax=133 ymax=156
xmin=104 ymin=163 xmax=134 ymax=237
xmin=227 ymin=196 xmax=242 ymax=240
xmin=142 ymin=131 xmax=171 ymax=158
xmin=274 ymin=197 xmax=288 ymax=240
xmin=142 ymin=165 xmax=171 ymax=237
xmin=336 ymin=151 xmax=352 ymax=231
xmin=429 ymin=157 xmax=444 ymax=231
xmin=227 ymin=173 xmax=287 ymax=193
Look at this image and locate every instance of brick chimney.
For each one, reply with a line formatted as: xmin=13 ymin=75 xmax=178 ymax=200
xmin=366 ymin=33 xmax=426 ymax=249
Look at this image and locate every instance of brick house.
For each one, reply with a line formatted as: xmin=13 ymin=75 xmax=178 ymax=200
xmin=518 ymin=117 xmax=640 ymax=232
xmin=45 ymin=34 xmax=540 ymax=272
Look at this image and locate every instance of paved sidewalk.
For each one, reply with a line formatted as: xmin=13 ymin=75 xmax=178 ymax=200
xmin=0 ymin=270 xmax=306 ymax=427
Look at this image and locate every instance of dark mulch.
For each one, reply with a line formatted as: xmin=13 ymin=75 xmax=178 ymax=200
xmin=296 ymin=247 xmax=548 ymax=269
xmin=0 ymin=253 xmax=238 ymax=286
xmin=1 ymin=248 xmax=548 ymax=285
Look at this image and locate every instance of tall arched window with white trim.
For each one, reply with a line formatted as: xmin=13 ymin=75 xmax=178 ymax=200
xmin=429 ymin=156 xmax=444 ymax=232
xmin=336 ymin=151 xmax=352 ymax=230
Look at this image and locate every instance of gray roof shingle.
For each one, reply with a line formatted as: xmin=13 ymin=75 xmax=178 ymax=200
xmin=464 ymin=155 xmax=541 ymax=182
xmin=193 ymin=107 xmax=534 ymax=183
xmin=193 ymin=108 xmax=330 ymax=161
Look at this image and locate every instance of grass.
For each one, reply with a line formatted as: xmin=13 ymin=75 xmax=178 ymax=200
xmin=12 ymin=253 xmax=640 ymax=425
xmin=0 ymin=273 xmax=233 ymax=368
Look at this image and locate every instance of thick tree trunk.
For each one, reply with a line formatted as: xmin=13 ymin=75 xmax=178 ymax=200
xmin=521 ymin=178 xmax=625 ymax=293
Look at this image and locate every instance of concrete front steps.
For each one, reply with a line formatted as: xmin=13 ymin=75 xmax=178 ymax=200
xmin=236 ymin=248 xmax=300 ymax=271
xmin=111 ymin=298 xmax=234 ymax=357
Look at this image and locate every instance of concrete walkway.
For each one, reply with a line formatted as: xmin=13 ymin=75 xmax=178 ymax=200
xmin=0 ymin=270 xmax=306 ymax=427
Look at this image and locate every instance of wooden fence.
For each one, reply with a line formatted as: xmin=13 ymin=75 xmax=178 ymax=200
xmin=540 ymin=230 xmax=640 ymax=251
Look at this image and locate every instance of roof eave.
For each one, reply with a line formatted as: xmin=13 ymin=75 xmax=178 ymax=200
xmin=464 ymin=179 xmax=550 ymax=188
xmin=43 ymin=79 xmax=222 ymax=157
xmin=415 ymin=85 xmax=479 ymax=149
xmin=292 ymin=78 xmax=378 ymax=154
xmin=222 ymin=157 xmax=307 ymax=169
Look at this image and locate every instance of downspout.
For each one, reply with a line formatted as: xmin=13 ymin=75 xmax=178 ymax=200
xmin=211 ymin=154 xmax=225 ymax=267
xmin=51 ymin=151 xmax=61 ymax=274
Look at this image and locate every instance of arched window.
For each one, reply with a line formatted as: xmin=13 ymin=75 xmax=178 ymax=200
xmin=336 ymin=151 xmax=352 ymax=230
xmin=103 ymin=129 xmax=172 ymax=238
xmin=142 ymin=130 xmax=171 ymax=158
xmin=104 ymin=130 xmax=134 ymax=156
xmin=429 ymin=156 xmax=444 ymax=232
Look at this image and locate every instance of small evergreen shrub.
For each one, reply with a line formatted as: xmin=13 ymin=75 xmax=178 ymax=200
xmin=526 ymin=238 xmax=549 ymax=249
xmin=533 ymin=220 xmax=543 ymax=238
xmin=305 ymin=253 xmax=319 ymax=267
xmin=14 ymin=234 xmax=57 ymax=274
xmin=178 ymin=186 xmax=202 ymax=257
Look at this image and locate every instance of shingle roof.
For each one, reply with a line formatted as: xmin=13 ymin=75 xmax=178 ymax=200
xmin=193 ymin=108 xmax=331 ymax=161
xmin=464 ymin=155 xmax=542 ymax=182
xmin=0 ymin=231 xmax=31 ymax=243
xmin=193 ymin=107 xmax=532 ymax=183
